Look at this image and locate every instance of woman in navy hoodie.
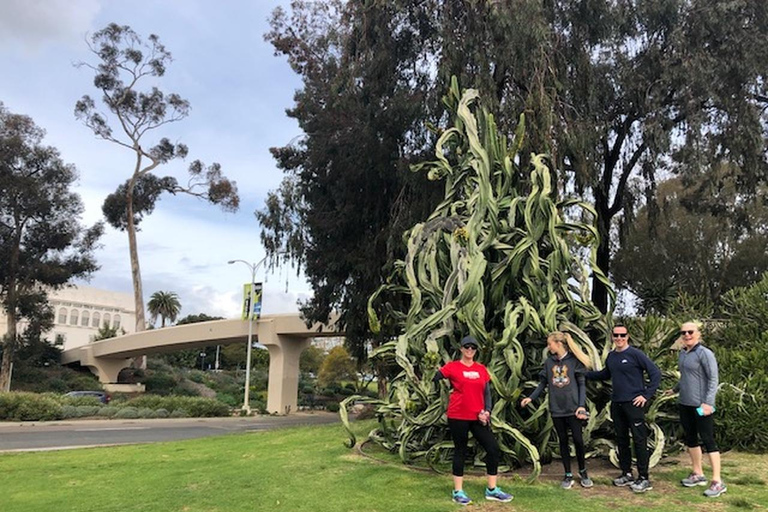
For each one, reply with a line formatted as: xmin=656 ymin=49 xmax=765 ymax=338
xmin=521 ymin=331 xmax=593 ymax=489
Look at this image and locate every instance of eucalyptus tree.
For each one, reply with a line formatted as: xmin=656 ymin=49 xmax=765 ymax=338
xmin=147 ymin=290 xmax=181 ymax=328
xmin=0 ymin=103 xmax=102 ymax=390
xmin=75 ymin=23 xmax=240 ymax=340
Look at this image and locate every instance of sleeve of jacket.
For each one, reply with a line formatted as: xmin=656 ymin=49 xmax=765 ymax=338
xmin=484 ymin=382 xmax=492 ymax=411
xmin=576 ymin=366 xmax=587 ymax=408
xmin=702 ymin=348 xmax=719 ymax=406
xmin=641 ymin=350 xmax=662 ymax=399
xmin=528 ymin=369 xmax=548 ymax=402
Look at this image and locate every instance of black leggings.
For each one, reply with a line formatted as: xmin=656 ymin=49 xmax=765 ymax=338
xmin=448 ymin=418 xmax=501 ymax=477
xmin=679 ymin=405 xmax=719 ymax=452
xmin=552 ymin=415 xmax=586 ymax=474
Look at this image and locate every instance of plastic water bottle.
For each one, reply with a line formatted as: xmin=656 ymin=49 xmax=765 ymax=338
xmin=696 ymin=405 xmax=715 ymax=416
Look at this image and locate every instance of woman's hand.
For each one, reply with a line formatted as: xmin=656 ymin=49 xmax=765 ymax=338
xmin=478 ymin=410 xmax=490 ymax=425
xmin=575 ymin=407 xmax=588 ymax=420
xmin=520 ymin=397 xmax=532 ymax=408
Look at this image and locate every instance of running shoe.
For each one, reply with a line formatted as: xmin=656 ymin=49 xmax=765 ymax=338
xmin=681 ymin=473 xmax=707 ymax=487
xmin=631 ymin=478 xmax=653 ymax=493
xmin=613 ymin=473 xmax=634 ymax=486
xmin=703 ymin=481 xmax=727 ymax=498
xmin=579 ymin=469 xmax=594 ymax=488
xmin=561 ymin=474 xmax=574 ymax=489
xmin=485 ymin=486 xmax=513 ymax=502
xmin=452 ymin=490 xmax=472 ymax=506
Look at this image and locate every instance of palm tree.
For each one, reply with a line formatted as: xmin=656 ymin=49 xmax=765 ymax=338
xmin=147 ymin=291 xmax=181 ymax=327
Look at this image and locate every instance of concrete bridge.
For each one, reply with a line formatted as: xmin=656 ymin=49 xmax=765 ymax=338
xmin=61 ymin=314 xmax=342 ymax=415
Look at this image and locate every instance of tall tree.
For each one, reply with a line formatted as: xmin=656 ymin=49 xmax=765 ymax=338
xmin=147 ymin=291 xmax=182 ymax=327
xmin=612 ymin=173 xmax=768 ymax=313
xmin=259 ymin=1 xmax=444 ymax=381
xmin=262 ymin=0 xmax=768 ymax=323
xmin=0 ymin=103 xmax=102 ymax=390
xmin=75 ymin=23 xmax=240 ymax=342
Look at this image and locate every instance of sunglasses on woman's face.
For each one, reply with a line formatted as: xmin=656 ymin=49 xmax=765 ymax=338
xmin=680 ymin=330 xmax=695 ymax=336
xmin=461 ymin=345 xmax=477 ymax=350
xmin=612 ymin=333 xmax=628 ymax=338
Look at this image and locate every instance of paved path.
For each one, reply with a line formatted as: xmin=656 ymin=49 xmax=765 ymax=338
xmin=0 ymin=412 xmax=340 ymax=452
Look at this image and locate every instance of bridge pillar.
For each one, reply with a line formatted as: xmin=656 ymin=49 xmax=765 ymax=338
xmin=264 ymin=335 xmax=312 ymax=415
xmin=75 ymin=346 xmax=133 ymax=384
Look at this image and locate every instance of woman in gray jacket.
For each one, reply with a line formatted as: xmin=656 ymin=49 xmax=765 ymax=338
xmin=521 ymin=332 xmax=593 ymax=489
xmin=674 ymin=322 xmax=726 ymax=498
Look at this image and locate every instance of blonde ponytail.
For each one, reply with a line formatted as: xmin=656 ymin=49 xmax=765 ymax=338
xmin=548 ymin=331 xmax=593 ymax=369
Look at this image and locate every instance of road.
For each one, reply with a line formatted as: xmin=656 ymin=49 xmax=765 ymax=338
xmin=0 ymin=412 xmax=340 ymax=452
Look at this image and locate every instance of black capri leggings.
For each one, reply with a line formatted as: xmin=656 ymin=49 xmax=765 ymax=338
xmin=679 ymin=404 xmax=719 ymax=453
xmin=552 ymin=415 xmax=586 ymax=474
xmin=448 ymin=418 xmax=501 ymax=477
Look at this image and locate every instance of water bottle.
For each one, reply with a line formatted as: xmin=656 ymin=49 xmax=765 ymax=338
xmin=696 ymin=405 xmax=715 ymax=416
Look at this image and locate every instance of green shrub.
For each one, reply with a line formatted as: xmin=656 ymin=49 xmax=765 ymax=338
xmin=76 ymin=406 xmax=100 ymax=417
xmin=154 ymin=408 xmax=169 ymax=418
xmin=137 ymin=407 xmax=155 ymax=418
xmin=216 ymin=393 xmax=239 ymax=407
xmin=188 ymin=371 xmax=205 ymax=384
xmin=326 ymin=402 xmax=340 ymax=413
xmin=97 ymin=407 xmax=119 ymax=418
xmin=170 ymin=409 xmax=188 ymax=418
xmin=115 ymin=407 xmax=139 ymax=419
xmin=142 ymin=372 xmax=178 ymax=395
xmin=61 ymin=405 xmax=79 ymax=419
xmin=0 ymin=392 xmax=63 ymax=421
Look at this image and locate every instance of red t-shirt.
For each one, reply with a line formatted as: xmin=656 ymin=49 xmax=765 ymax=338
xmin=440 ymin=360 xmax=490 ymax=420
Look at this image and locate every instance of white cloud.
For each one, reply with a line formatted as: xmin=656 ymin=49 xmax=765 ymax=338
xmin=0 ymin=0 xmax=101 ymax=53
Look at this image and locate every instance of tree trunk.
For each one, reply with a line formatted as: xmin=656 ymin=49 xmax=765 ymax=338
xmin=591 ymin=187 xmax=612 ymax=314
xmin=0 ymin=310 xmax=16 ymax=392
xmin=0 ymin=234 xmax=20 ymax=391
xmin=126 ymin=176 xmax=147 ymax=370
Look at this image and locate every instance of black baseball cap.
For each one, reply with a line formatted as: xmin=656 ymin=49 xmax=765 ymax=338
xmin=460 ymin=336 xmax=479 ymax=348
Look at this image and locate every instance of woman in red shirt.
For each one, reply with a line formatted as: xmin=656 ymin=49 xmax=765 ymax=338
xmin=434 ymin=335 xmax=513 ymax=505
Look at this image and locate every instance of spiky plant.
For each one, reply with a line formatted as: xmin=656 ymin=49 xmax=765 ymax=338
xmin=341 ymin=79 xmax=662 ymax=479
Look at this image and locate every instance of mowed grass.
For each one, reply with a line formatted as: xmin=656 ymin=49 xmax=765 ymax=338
xmin=1 ymin=420 xmax=766 ymax=512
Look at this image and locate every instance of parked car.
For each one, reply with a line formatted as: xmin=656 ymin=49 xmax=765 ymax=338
xmin=64 ymin=391 xmax=111 ymax=404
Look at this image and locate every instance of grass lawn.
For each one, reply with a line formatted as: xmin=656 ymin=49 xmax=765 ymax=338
xmin=1 ymin=420 xmax=766 ymax=512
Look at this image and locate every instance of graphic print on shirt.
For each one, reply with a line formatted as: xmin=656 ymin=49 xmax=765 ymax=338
xmin=462 ymin=371 xmax=481 ymax=380
xmin=552 ymin=364 xmax=570 ymax=388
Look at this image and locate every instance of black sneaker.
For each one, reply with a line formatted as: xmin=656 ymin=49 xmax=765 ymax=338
xmin=613 ymin=473 xmax=634 ymax=487
xmin=631 ymin=478 xmax=653 ymax=493
xmin=579 ymin=469 xmax=593 ymax=488
xmin=561 ymin=474 xmax=574 ymax=489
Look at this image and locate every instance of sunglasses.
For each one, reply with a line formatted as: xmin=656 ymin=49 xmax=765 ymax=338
xmin=612 ymin=333 xmax=628 ymax=338
xmin=461 ymin=345 xmax=477 ymax=350
xmin=680 ymin=330 xmax=695 ymax=336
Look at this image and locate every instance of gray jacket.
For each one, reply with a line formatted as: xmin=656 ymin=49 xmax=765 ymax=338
xmin=675 ymin=343 xmax=719 ymax=407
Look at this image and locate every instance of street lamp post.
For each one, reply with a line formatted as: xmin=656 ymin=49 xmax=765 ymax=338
xmin=228 ymin=255 xmax=275 ymax=414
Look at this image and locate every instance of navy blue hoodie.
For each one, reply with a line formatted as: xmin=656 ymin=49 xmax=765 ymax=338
xmin=585 ymin=346 xmax=661 ymax=402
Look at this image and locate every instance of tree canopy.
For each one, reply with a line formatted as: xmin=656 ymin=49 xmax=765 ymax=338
xmin=147 ymin=291 xmax=182 ymax=328
xmin=613 ymin=174 xmax=768 ymax=314
xmin=0 ymin=103 xmax=102 ymax=390
xmin=261 ymin=0 xmax=768 ymax=350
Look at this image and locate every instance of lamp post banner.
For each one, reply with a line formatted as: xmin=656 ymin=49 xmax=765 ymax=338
xmin=241 ymin=282 xmax=263 ymax=320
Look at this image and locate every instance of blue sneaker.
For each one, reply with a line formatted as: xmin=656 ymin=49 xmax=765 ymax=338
xmin=485 ymin=486 xmax=513 ymax=502
xmin=452 ymin=490 xmax=472 ymax=506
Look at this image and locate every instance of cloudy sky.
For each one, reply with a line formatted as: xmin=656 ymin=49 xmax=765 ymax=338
xmin=0 ymin=0 xmax=313 ymax=320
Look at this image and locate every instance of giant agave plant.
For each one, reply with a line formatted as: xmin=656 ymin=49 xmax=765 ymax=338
xmin=341 ymin=79 xmax=662 ymax=478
